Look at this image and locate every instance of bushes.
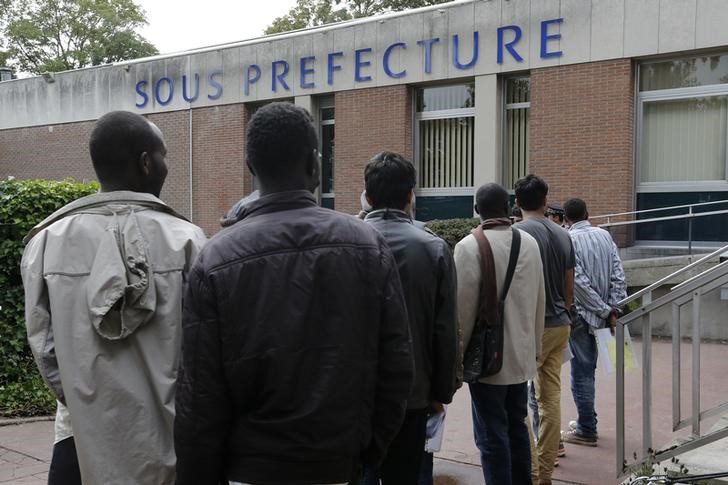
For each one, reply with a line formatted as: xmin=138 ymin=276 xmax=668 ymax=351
xmin=425 ymin=217 xmax=480 ymax=249
xmin=0 ymin=178 xmax=98 ymax=417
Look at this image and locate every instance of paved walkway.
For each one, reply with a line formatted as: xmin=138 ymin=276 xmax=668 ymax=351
xmin=2 ymin=339 xmax=726 ymax=484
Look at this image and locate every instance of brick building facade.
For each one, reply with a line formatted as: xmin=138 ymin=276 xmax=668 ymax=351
xmin=3 ymin=0 xmax=728 ymax=245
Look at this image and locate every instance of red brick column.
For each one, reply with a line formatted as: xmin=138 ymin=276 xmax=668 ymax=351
xmin=529 ymin=59 xmax=635 ymax=246
xmin=191 ymin=104 xmax=248 ymax=236
xmin=334 ymin=85 xmax=413 ymax=215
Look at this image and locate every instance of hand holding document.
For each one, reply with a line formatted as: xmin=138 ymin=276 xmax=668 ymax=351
xmin=594 ymin=326 xmax=639 ymax=376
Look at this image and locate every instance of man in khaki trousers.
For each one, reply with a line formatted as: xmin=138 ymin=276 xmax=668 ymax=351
xmin=513 ymin=175 xmax=574 ymax=485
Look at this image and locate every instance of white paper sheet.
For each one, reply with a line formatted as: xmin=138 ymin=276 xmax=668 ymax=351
xmin=594 ymin=326 xmax=639 ymax=376
xmin=424 ymin=408 xmax=447 ymax=453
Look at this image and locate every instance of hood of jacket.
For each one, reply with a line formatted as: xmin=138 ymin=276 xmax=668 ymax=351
xmin=26 ymin=191 xmax=188 ymax=341
xmin=220 ymin=190 xmax=261 ymax=227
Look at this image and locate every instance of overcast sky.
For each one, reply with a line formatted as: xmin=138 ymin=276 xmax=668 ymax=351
xmin=136 ymin=0 xmax=299 ymax=55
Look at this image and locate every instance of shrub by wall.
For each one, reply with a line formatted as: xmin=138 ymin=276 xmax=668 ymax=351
xmin=425 ymin=217 xmax=480 ymax=249
xmin=0 ymin=178 xmax=98 ymax=417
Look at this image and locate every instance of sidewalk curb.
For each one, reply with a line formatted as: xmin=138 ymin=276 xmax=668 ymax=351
xmin=0 ymin=415 xmax=53 ymax=427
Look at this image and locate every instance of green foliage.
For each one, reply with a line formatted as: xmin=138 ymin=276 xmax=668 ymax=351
xmin=0 ymin=177 xmax=98 ymax=417
xmin=1 ymin=0 xmax=158 ymax=74
xmin=265 ymin=0 xmax=451 ymax=34
xmin=425 ymin=217 xmax=480 ymax=249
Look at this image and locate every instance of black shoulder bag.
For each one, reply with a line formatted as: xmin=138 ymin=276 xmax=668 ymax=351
xmin=462 ymin=226 xmax=521 ymax=383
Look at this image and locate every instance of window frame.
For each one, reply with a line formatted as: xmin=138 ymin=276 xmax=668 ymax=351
xmin=637 ymin=62 xmax=728 ymax=193
xmin=413 ymin=83 xmax=476 ymax=196
xmin=319 ymin=99 xmax=335 ymax=201
xmin=501 ymin=75 xmax=531 ymax=191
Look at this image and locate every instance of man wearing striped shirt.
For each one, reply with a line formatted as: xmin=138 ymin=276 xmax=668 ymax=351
xmin=562 ymin=198 xmax=627 ymax=447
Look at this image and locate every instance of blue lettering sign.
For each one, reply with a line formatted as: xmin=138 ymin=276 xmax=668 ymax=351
xmin=300 ymin=56 xmax=315 ymax=89
xmin=207 ymin=71 xmax=223 ymax=100
xmin=417 ymin=38 xmax=440 ymax=74
xmin=135 ymin=80 xmax=149 ymax=108
xmin=497 ymin=25 xmax=523 ymax=64
xmin=182 ymin=74 xmax=199 ymax=102
xmin=452 ymin=32 xmax=479 ymax=69
xmin=155 ymin=77 xmax=174 ymax=105
xmin=355 ymin=48 xmax=373 ymax=82
xmin=245 ymin=65 xmax=260 ymax=96
xmin=383 ymin=42 xmax=407 ymax=78
xmin=328 ymin=52 xmax=343 ymax=85
xmin=272 ymin=60 xmax=290 ymax=92
xmin=540 ymin=18 xmax=563 ymax=58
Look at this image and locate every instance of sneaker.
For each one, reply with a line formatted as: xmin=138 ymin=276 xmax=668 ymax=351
xmin=569 ymin=420 xmax=598 ymax=439
xmin=562 ymin=430 xmax=597 ymax=447
xmin=557 ymin=440 xmax=566 ymax=457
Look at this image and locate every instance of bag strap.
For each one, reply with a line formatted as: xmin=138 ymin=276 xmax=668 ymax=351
xmin=472 ymin=225 xmax=497 ymax=327
xmin=500 ymin=228 xmax=521 ymax=302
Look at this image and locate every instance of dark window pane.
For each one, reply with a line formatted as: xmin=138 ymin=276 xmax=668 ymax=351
xmin=640 ymin=54 xmax=728 ymax=91
xmin=321 ymin=107 xmax=335 ymax=120
xmin=321 ymin=124 xmax=335 ymax=194
xmin=416 ymin=84 xmax=475 ymax=112
xmin=506 ymin=77 xmax=530 ymax=104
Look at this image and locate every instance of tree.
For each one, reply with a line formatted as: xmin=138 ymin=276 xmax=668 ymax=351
xmin=1 ymin=0 xmax=158 ymax=74
xmin=265 ymin=0 xmax=450 ymax=35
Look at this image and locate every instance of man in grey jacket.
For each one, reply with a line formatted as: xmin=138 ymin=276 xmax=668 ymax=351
xmin=21 ymin=111 xmax=206 ymax=484
xmin=362 ymin=152 xmax=459 ymax=484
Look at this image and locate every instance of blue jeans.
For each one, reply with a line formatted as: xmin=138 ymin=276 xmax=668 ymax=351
xmin=569 ymin=320 xmax=598 ymax=437
xmin=469 ymin=382 xmax=531 ymax=485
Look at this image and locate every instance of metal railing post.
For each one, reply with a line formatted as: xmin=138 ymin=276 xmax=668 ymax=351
xmin=692 ymin=290 xmax=701 ymax=436
xmin=672 ymin=302 xmax=681 ymax=431
xmin=642 ymin=291 xmax=653 ymax=456
xmin=616 ymin=317 xmax=626 ymax=476
xmin=688 ymin=206 xmax=694 ymax=257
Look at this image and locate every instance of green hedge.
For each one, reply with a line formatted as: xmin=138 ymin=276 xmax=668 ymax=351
xmin=426 ymin=217 xmax=480 ymax=249
xmin=0 ymin=178 xmax=98 ymax=417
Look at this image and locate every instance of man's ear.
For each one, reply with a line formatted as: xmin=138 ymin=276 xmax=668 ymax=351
xmin=585 ymin=210 xmax=589 ymax=220
xmin=406 ymin=189 xmax=414 ymax=205
xmin=247 ymin=162 xmax=257 ymax=177
xmin=365 ymin=192 xmax=374 ymax=207
xmin=473 ymin=204 xmax=480 ymax=215
xmin=138 ymin=151 xmax=150 ymax=176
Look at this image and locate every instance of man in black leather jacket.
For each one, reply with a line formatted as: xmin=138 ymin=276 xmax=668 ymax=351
xmin=362 ymin=152 xmax=459 ymax=485
xmin=174 ymin=103 xmax=414 ymax=485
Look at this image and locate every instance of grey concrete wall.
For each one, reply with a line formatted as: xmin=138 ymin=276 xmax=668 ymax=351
xmin=2 ymin=0 xmax=728 ymax=129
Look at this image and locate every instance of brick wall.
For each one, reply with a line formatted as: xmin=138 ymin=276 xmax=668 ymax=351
xmin=334 ymin=85 xmax=413 ymax=215
xmin=0 ymin=121 xmax=96 ymax=183
xmin=190 ymin=104 xmax=248 ymax=236
xmin=529 ymin=59 xmax=635 ymax=246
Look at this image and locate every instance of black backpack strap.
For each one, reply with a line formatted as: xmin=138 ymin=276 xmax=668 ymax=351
xmin=500 ymin=228 xmax=521 ymax=302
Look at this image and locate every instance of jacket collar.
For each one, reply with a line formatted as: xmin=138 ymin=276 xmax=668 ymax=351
xmin=364 ymin=208 xmax=413 ymax=224
xmin=569 ymin=220 xmax=592 ymax=232
xmin=24 ymin=190 xmax=186 ymax=243
xmin=233 ymin=190 xmax=318 ymax=223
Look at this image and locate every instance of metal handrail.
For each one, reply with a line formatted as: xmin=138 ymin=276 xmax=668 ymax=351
xmin=598 ymin=208 xmax=728 ymax=228
xmin=615 ymin=257 xmax=728 ymax=477
xmin=618 ymin=242 xmax=728 ymax=306
xmin=591 ymin=199 xmax=728 ymax=221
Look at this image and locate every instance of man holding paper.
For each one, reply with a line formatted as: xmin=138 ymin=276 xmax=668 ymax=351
xmin=562 ymin=198 xmax=627 ymax=447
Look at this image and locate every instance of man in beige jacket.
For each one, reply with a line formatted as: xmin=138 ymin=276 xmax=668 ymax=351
xmin=454 ymin=183 xmax=545 ymax=485
xmin=21 ymin=111 xmax=206 ymax=485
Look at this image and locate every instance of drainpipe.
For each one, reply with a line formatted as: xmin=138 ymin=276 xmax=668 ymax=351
xmin=188 ymin=108 xmax=193 ymax=222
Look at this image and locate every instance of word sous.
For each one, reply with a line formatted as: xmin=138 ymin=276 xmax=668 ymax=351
xmin=135 ymin=18 xmax=563 ymax=108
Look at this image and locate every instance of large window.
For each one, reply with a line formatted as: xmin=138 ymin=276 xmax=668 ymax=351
xmin=415 ymin=84 xmax=475 ymax=189
xmin=503 ymin=77 xmax=530 ymax=190
xmin=413 ymin=84 xmax=476 ymax=220
xmin=320 ymin=103 xmax=335 ymax=209
xmin=638 ymin=54 xmax=728 ymax=191
xmin=637 ymin=54 xmax=728 ymax=243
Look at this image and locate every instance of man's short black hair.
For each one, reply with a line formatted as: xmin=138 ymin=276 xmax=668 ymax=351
xmin=364 ymin=152 xmax=416 ymax=211
xmin=475 ymin=183 xmax=509 ymax=219
xmin=514 ymin=174 xmax=549 ymax=211
xmin=564 ymin=198 xmax=588 ymax=222
xmin=89 ymin=111 xmax=162 ymax=181
xmin=246 ymin=102 xmax=318 ymax=181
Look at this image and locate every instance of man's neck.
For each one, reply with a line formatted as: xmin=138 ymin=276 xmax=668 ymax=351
xmin=521 ymin=208 xmax=546 ymax=220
